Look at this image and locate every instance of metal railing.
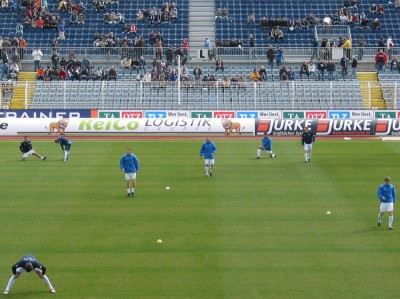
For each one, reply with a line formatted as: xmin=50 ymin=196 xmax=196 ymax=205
xmin=2 ymin=80 xmax=398 ymax=110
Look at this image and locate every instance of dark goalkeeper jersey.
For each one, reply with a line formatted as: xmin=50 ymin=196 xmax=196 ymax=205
xmin=301 ymin=131 xmax=315 ymax=145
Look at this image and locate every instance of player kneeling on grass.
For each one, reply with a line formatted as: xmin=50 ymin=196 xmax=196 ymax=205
xmin=377 ymin=176 xmax=396 ymax=230
xmin=120 ymin=147 xmax=140 ymax=197
xmin=257 ymin=132 xmax=277 ymax=159
xmin=200 ymin=136 xmax=217 ymax=177
xmin=3 ymin=255 xmax=55 ymax=295
xmin=19 ymin=136 xmax=46 ymax=161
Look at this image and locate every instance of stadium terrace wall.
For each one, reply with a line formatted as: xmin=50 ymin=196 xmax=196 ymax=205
xmin=2 ymin=117 xmax=400 ymax=137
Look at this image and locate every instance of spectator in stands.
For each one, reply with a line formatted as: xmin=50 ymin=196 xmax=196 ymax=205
xmin=174 ymin=46 xmax=184 ymax=65
xmin=308 ymin=61 xmax=316 ymax=78
xmin=221 ymin=7 xmax=229 ymax=20
xmin=130 ymin=56 xmax=139 ymax=74
xmin=351 ymin=56 xmax=358 ymax=79
xmin=378 ymin=37 xmax=385 ymax=51
xmin=326 ymin=59 xmax=336 ymax=80
xmin=70 ymin=11 xmax=79 ymax=25
xmin=36 ymin=17 xmax=44 ymax=29
xmin=390 ymin=56 xmax=400 ymax=73
xmin=82 ymin=55 xmax=92 ymax=70
xmin=154 ymin=38 xmax=163 ymax=60
xmin=80 ymin=66 xmax=89 ymax=81
xmin=121 ymin=56 xmax=131 ymax=75
xmin=182 ymin=38 xmax=189 ymax=57
xmin=32 ymin=47 xmax=43 ymax=71
xmin=386 ymin=36 xmax=394 ymax=60
xmin=36 ymin=66 xmax=45 ymax=80
xmin=1 ymin=63 xmax=9 ymax=79
xmin=57 ymin=19 xmax=66 ymax=40
xmin=357 ymin=35 xmax=365 ymax=60
xmin=266 ymin=45 xmax=275 ymax=70
xmin=273 ymin=26 xmax=284 ymax=42
xmin=249 ymin=34 xmax=257 ymax=60
xmin=341 ymin=37 xmax=352 ymax=59
xmin=8 ymin=62 xmax=18 ymax=80
xmin=279 ymin=66 xmax=288 ymax=81
xmin=396 ymin=0 xmax=400 ymax=9
xmin=260 ymin=17 xmax=267 ymax=30
xmin=275 ymin=47 xmax=283 ymax=68
xmin=15 ymin=22 xmax=23 ymax=37
xmin=58 ymin=67 xmax=67 ymax=80
xmin=247 ymin=12 xmax=255 ymax=24
xmin=287 ymin=68 xmax=295 ymax=80
xmin=340 ymin=55 xmax=350 ymax=78
xmin=215 ymin=57 xmax=224 ymax=73
xmin=250 ymin=69 xmax=260 ymax=81
xmin=138 ymin=56 xmax=146 ymax=72
xmin=258 ymin=66 xmax=267 ymax=81
xmin=51 ymin=50 xmax=60 ymax=69
xmin=143 ymin=71 xmax=151 ymax=82
xmin=204 ymin=37 xmax=212 ymax=60
xmin=107 ymin=66 xmax=116 ymax=81
xmin=317 ymin=59 xmax=326 ymax=80
xmin=372 ymin=18 xmax=381 ymax=30
xmin=299 ymin=61 xmax=310 ymax=79
xmin=214 ymin=8 xmax=222 ymax=21
xmin=375 ymin=49 xmax=387 ymax=73
xmin=192 ymin=65 xmax=203 ymax=81
xmin=371 ymin=2 xmax=379 ymax=14
xmin=165 ymin=46 xmax=174 ymax=66
xmin=360 ymin=17 xmax=369 ymax=29
xmin=378 ymin=4 xmax=384 ymax=14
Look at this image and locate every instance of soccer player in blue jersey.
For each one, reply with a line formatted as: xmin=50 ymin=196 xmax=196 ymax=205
xmin=120 ymin=147 xmax=140 ymax=197
xmin=200 ymin=136 xmax=216 ymax=177
xmin=55 ymin=135 xmax=72 ymax=161
xmin=3 ymin=255 xmax=56 ymax=295
xmin=377 ymin=176 xmax=396 ymax=230
xmin=301 ymin=126 xmax=315 ymax=163
xmin=257 ymin=132 xmax=277 ymax=159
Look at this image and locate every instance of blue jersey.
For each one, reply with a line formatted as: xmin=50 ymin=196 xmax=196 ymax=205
xmin=57 ymin=136 xmax=72 ymax=150
xmin=262 ymin=137 xmax=272 ymax=151
xmin=200 ymin=141 xmax=216 ymax=159
xmin=377 ymin=183 xmax=396 ymax=203
xmin=120 ymin=153 xmax=140 ymax=173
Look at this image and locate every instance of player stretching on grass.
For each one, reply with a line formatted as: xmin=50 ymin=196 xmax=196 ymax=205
xmin=120 ymin=147 xmax=140 ymax=197
xmin=377 ymin=176 xmax=396 ymax=230
xmin=257 ymin=132 xmax=277 ymax=159
xmin=19 ymin=136 xmax=46 ymax=161
xmin=55 ymin=135 xmax=72 ymax=161
xmin=3 ymin=255 xmax=56 ymax=295
xmin=301 ymin=126 xmax=315 ymax=163
xmin=200 ymin=136 xmax=216 ymax=177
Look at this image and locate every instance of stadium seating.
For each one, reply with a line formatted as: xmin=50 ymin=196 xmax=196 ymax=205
xmin=0 ymin=0 xmax=189 ymax=47
xmin=214 ymin=0 xmax=400 ymax=47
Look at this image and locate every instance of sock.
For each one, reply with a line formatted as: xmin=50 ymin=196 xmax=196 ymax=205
xmin=6 ymin=275 xmax=16 ymax=291
xmin=64 ymin=151 xmax=68 ymax=160
xmin=257 ymin=149 xmax=261 ymax=157
xmin=389 ymin=215 xmax=393 ymax=227
xmin=210 ymin=166 xmax=213 ymax=173
xmin=308 ymin=153 xmax=312 ymax=160
xmin=378 ymin=214 xmax=382 ymax=223
xmin=304 ymin=154 xmax=308 ymax=161
xmin=130 ymin=188 xmax=135 ymax=193
xmin=205 ymin=166 xmax=209 ymax=175
xmin=42 ymin=275 xmax=54 ymax=290
xmin=127 ymin=188 xmax=130 ymax=194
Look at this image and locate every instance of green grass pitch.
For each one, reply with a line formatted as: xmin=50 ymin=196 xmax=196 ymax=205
xmin=1 ymin=137 xmax=400 ymax=298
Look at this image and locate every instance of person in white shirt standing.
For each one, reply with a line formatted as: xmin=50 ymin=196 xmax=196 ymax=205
xmin=32 ymin=47 xmax=43 ymax=71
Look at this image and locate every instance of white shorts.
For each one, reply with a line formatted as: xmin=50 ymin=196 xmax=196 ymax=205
xmin=15 ymin=267 xmax=41 ymax=274
xmin=124 ymin=172 xmax=137 ymax=180
xmin=22 ymin=149 xmax=36 ymax=158
xmin=380 ymin=202 xmax=394 ymax=213
xmin=204 ymin=159 xmax=215 ymax=165
xmin=304 ymin=143 xmax=313 ymax=151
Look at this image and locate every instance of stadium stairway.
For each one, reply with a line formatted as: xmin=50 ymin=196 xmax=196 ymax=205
xmin=358 ymin=72 xmax=386 ymax=109
xmin=9 ymin=72 xmax=37 ymax=109
xmin=189 ymin=0 xmax=215 ymax=59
